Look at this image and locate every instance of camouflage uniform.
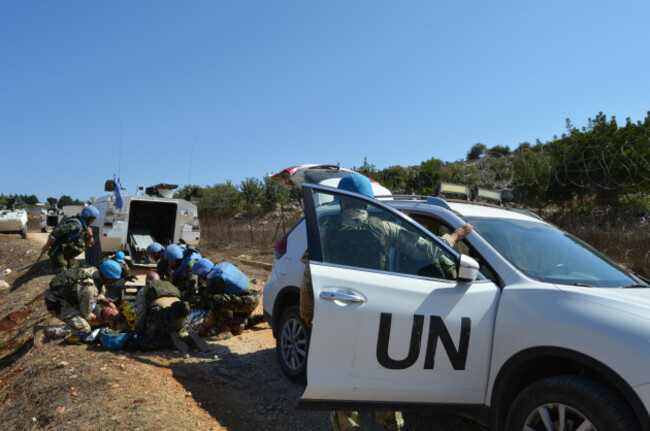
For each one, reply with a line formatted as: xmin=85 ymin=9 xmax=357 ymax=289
xmin=134 ymin=280 xmax=188 ymax=337
xmin=300 ymin=208 xmax=458 ymax=322
xmin=300 ymin=208 xmax=459 ymax=431
xmin=48 ymin=216 xmax=93 ymax=274
xmin=201 ymin=276 xmax=261 ymax=332
xmin=170 ymin=251 xmax=201 ymax=299
xmin=43 ymin=266 xmax=106 ymax=339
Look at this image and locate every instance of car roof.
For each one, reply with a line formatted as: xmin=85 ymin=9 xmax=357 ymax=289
xmin=378 ymin=195 xmax=544 ymax=224
xmin=446 ymin=201 xmax=544 ymax=223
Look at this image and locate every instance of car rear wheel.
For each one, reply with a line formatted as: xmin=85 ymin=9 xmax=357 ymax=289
xmin=505 ymin=375 xmax=638 ymax=431
xmin=276 ymin=305 xmax=309 ymax=383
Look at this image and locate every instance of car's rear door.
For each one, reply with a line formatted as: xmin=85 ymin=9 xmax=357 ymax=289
xmin=299 ymin=184 xmax=500 ymax=410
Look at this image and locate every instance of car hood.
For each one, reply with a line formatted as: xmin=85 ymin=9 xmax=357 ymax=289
xmin=557 ymin=284 xmax=650 ymax=321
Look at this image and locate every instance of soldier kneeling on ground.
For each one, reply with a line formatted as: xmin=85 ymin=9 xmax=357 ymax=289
xmin=192 ymin=258 xmax=264 ymax=338
xmin=35 ymin=260 xmax=123 ymax=347
xmin=132 ymin=272 xmax=207 ymax=353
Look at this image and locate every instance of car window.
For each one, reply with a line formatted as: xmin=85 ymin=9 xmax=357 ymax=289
xmin=407 ymin=212 xmax=502 ymax=286
xmin=313 ymin=190 xmax=458 ymax=280
xmin=465 ymin=217 xmax=643 ymax=287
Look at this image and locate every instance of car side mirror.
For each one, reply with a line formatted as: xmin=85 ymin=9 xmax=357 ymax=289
xmin=458 ymin=254 xmax=480 ymax=282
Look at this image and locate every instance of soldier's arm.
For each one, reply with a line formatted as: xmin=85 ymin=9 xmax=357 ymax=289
xmin=134 ymin=288 xmax=147 ymax=334
xmin=78 ymin=284 xmax=98 ymax=322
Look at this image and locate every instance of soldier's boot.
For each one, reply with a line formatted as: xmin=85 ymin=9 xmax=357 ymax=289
xmin=169 ymin=332 xmax=189 ymax=353
xmin=228 ymin=317 xmax=248 ymax=335
xmin=185 ymin=331 xmax=209 ymax=353
xmin=208 ymin=328 xmax=233 ymax=341
xmin=246 ymin=314 xmax=266 ymax=328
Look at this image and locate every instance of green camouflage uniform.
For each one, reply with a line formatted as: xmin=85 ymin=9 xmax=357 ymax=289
xmin=48 ymin=216 xmax=93 ymax=274
xmin=134 ymin=280 xmax=188 ymax=337
xmin=300 ymin=208 xmax=459 ymax=431
xmin=201 ymin=277 xmax=261 ymax=330
xmin=170 ymin=259 xmax=200 ymax=300
xmin=43 ymin=266 xmax=106 ymax=339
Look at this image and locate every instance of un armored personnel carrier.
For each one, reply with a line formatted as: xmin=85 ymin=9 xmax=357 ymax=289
xmin=0 ymin=208 xmax=28 ymax=239
xmin=85 ymin=182 xmax=200 ymax=267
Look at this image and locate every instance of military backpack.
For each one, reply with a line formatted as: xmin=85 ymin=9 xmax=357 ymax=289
xmin=145 ymin=279 xmax=181 ymax=307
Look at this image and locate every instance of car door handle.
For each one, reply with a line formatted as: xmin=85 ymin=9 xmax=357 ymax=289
xmin=320 ymin=291 xmax=365 ymax=303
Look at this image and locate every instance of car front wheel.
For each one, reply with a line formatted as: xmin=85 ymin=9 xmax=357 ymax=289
xmin=505 ymin=375 xmax=638 ymax=431
xmin=276 ymin=305 xmax=309 ymax=383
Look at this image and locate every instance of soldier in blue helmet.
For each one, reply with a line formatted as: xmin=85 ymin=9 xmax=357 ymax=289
xmin=300 ymin=174 xmax=473 ymax=431
xmin=146 ymin=242 xmax=169 ymax=280
xmin=193 ymin=258 xmax=264 ymax=336
xmin=164 ymin=244 xmax=202 ymax=299
xmin=101 ymin=250 xmax=136 ymax=283
xmin=41 ymin=206 xmax=100 ymax=274
xmin=34 ymin=260 xmax=123 ymax=347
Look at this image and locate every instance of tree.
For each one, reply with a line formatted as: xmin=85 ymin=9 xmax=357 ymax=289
xmin=58 ymin=195 xmax=75 ymax=207
xmin=467 ymin=143 xmax=487 ymax=160
xmin=262 ymin=176 xmax=290 ymax=212
xmin=47 ymin=197 xmax=58 ymax=208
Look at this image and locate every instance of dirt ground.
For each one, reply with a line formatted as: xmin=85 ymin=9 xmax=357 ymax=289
xmin=0 ymin=229 xmax=485 ymax=431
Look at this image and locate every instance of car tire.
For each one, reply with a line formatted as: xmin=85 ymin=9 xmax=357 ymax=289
xmin=276 ymin=305 xmax=310 ymax=383
xmin=505 ymin=375 xmax=638 ymax=431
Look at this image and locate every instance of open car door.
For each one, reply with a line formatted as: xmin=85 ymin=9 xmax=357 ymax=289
xmin=298 ymin=183 xmax=500 ymax=412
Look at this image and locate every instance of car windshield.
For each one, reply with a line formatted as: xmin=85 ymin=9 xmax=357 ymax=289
xmin=464 ymin=217 xmax=644 ymax=288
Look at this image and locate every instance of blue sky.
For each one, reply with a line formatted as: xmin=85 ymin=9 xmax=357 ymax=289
xmin=1 ymin=1 xmax=649 ymax=202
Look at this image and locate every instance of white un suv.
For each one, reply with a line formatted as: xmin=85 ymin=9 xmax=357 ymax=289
xmin=263 ymin=183 xmax=650 ymax=431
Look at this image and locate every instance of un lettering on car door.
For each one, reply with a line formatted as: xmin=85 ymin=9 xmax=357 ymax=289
xmin=377 ymin=312 xmax=471 ymax=370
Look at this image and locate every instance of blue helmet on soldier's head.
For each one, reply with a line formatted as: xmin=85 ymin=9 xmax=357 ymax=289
xmin=99 ymin=260 xmax=122 ymax=280
xmin=115 ymin=251 xmax=126 ymax=263
xmin=337 ymin=174 xmax=374 ymax=198
xmin=80 ymin=206 xmax=99 ymax=220
xmin=164 ymin=244 xmax=183 ymax=261
xmin=146 ymin=242 xmax=163 ymax=254
xmin=193 ymin=258 xmax=214 ymax=277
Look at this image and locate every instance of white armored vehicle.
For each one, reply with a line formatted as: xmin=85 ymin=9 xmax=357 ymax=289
xmin=86 ymin=183 xmax=201 ymax=267
xmin=0 ymin=208 xmax=28 ymax=239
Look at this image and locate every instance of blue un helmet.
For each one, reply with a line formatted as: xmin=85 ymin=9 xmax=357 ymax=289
xmin=115 ymin=251 xmax=126 ymax=263
xmin=193 ymin=258 xmax=214 ymax=277
xmin=99 ymin=260 xmax=122 ymax=280
xmin=337 ymin=174 xmax=374 ymax=198
xmin=80 ymin=206 xmax=99 ymax=220
xmin=164 ymin=244 xmax=184 ymax=261
xmin=146 ymin=242 xmax=163 ymax=254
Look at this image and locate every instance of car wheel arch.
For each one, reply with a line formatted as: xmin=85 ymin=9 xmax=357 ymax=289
xmin=272 ymin=286 xmax=301 ymax=337
xmin=489 ymin=346 xmax=649 ymax=431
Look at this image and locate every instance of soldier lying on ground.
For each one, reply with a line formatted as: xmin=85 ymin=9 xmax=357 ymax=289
xmin=192 ymin=258 xmax=264 ymax=337
xmin=34 ymin=260 xmax=123 ymax=347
